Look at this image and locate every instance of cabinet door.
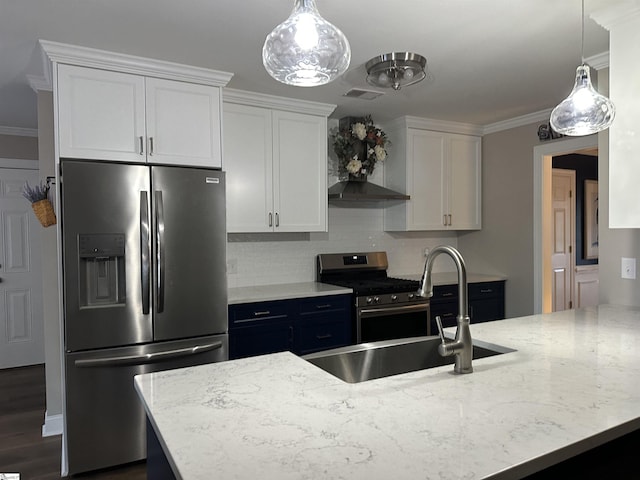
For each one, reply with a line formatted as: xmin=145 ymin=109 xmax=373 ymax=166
xmin=273 ymin=111 xmax=327 ymax=232
xmin=57 ymin=64 xmax=145 ymax=161
xmin=223 ymin=103 xmax=274 ymax=232
xmin=448 ymin=134 xmax=482 ymax=230
xmin=145 ymin=78 xmax=222 ymax=168
xmin=408 ymin=129 xmax=447 ymax=230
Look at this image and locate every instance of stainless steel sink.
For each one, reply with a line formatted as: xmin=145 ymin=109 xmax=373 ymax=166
xmin=303 ymin=336 xmax=514 ymax=383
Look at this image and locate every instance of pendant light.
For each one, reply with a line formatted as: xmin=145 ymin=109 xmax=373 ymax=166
xmin=550 ymin=0 xmax=615 ymax=136
xmin=262 ymin=0 xmax=351 ymax=87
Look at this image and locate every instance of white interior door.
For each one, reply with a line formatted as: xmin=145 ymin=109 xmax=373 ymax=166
xmin=551 ymin=169 xmax=575 ymax=312
xmin=0 ymin=166 xmax=44 ymax=368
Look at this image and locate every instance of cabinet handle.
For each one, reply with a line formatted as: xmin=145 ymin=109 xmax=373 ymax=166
xmin=149 ymin=137 xmax=154 ymax=156
xmin=316 ymin=333 xmax=332 ymax=340
xmin=253 ymin=310 xmax=271 ymax=316
xmin=289 ymin=325 xmax=294 ymax=343
xmin=275 ymin=212 xmax=280 ymax=227
xmin=441 ymin=312 xmax=455 ymax=318
xmin=441 ymin=292 xmax=454 ymax=297
xmin=139 ymin=136 xmax=144 ymax=155
xmin=480 ymin=289 xmax=493 ymax=293
xmin=315 ymin=304 xmax=332 ymax=309
xmin=443 ymin=214 xmax=447 ymax=226
xmin=448 ymin=214 xmax=452 ymax=226
xmin=269 ymin=212 xmax=273 ymax=227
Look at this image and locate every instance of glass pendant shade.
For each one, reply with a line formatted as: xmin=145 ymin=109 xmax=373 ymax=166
xmin=550 ymin=64 xmax=616 ymax=136
xmin=262 ymin=0 xmax=351 ymax=87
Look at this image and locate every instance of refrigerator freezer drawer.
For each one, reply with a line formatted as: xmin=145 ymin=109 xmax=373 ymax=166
xmin=64 ymin=334 xmax=228 ymax=475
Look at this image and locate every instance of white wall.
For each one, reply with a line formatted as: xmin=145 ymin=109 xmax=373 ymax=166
xmin=227 ymin=204 xmax=458 ymax=288
xmin=38 ymin=90 xmax=63 ymax=424
xmin=458 ymin=123 xmax=542 ymax=318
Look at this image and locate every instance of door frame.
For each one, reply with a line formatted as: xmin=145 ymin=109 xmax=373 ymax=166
xmin=533 ymin=136 xmax=598 ymax=314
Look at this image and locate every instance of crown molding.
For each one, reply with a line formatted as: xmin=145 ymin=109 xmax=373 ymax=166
xmin=386 ymin=115 xmax=483 ymax=136
xmin=591 ymin=2 xmax=640 ymax=30
xmin=0 ymin=126 xmax=38 ymax=137
xmin=585 ymin=51 xmax=610 ymax=70
xmin=482 ymin=109 xmax=552 ymax=135
xmin=223 ymin=88 xmax=336 ymax=117
xmin=39 ymin=40 xmax=233 ymax=87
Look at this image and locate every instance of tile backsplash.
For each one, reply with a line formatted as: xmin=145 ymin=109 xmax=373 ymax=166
xmin=226 ymin=204 xmax=458 ymax=288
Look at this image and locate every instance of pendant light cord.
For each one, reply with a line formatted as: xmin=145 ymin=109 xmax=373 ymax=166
xmin=581 ymin=0 xmax=585 ymax=65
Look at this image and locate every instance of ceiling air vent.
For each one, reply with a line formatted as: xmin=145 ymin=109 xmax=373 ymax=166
xmin=343 ymin=88 xmax=384 ymax=100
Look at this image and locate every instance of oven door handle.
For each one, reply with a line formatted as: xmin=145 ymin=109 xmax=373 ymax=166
xmin=360 ymin=303 xmax=429 ymax=318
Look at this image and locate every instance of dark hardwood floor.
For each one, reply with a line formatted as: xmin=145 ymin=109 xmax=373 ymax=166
xmin=0 ymin=364 xmax=146 ymax=479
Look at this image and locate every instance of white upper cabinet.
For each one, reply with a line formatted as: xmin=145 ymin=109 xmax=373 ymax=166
xmin=144 ymin=78 xmax=222 ymax=167
xmin=384 ymin=118 xmax=482 ymax=231
xmin=54 ymin=56 xmax=229 ymax=168
xmin=57 ymin=65 xmax=146 ymax=162
xmin=223 ymin=90 xmax=335 ymax=233
xmin=223 ymin=103 xmax=274 ymax=232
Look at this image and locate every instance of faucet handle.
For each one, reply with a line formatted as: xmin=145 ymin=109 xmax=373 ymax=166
xmin=435 ymin=316 xmax=446 ymax=344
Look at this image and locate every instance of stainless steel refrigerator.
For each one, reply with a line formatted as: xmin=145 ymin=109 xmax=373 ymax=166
xmin=60 ymin=160 xmax=228 ymax=475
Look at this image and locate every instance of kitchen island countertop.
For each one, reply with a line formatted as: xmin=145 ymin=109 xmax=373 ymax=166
xmin=135 ymin=304 xmax=640 ymax=479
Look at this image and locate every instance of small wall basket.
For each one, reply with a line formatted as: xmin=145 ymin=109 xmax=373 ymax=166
xmin=32 ymin=198 xmax=57 ymax=227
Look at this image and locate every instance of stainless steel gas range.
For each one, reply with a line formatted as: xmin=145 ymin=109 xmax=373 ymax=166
xmin=317 ymin=252 xmax=430 ymax=343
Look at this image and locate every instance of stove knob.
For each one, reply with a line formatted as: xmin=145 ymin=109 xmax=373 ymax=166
xmin=391 ymin=295 xmax=398 ymax=302
xmin=374 ymin=296 xmax=380 ymax=304
xmin=408 ymin=293 xmax=415 ymax=300
xmin=367 ymin=297 xmax=373 ymax=304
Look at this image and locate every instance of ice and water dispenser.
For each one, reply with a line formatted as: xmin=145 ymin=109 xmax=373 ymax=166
xmin=77 ymin=234 xmax=126 ymax=307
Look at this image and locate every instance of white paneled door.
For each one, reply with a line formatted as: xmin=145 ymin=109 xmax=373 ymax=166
xmin=551 ymin=169 xmax=575 ymax=312
xmin=0 ymin=167 xmax=44 ymax=368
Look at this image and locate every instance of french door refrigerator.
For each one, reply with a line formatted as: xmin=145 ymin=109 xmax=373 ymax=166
xmin=60 ymin=160 xmax=228 ymax=475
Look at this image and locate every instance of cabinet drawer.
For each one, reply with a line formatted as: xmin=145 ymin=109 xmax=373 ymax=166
xmin=469 ymin=281 xmax=504 ymax=300
xmin=229 ymin=301 xmax=291 ymax=327
xmin=299 ymin=295 xmax=351 ymax=315
xmin=431 ymin=284 xmax=458 ymax=302
xmin=295 ymin=317 xmax=351 ymax=355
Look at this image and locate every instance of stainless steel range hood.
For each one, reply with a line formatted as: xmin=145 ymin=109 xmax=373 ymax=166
xmin=328 ymin=181 xmax=410 ymax=201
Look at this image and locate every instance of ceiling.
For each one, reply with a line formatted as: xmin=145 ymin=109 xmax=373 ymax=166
xmin=0 ymin=0 xmax=618 ymax=135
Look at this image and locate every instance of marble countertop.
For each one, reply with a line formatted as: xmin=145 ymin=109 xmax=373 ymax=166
xmin=397 ymin=271 xmax=507 ymax=284
xmin=228 ymin=274 xmax=505 ymax=305
xmin=228 ymin=282 xmax=353 ymax=304
xmin=135 ymin=304 xmax=640 ymax=479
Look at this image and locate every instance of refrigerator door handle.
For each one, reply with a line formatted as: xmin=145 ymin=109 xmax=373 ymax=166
xmin=74 ymin=341 xmax=223 ymax=368
xmin=155 ymin=190 xmax=166 ymax=313
xmin=140 ymin=191 xmax=151 ymax=315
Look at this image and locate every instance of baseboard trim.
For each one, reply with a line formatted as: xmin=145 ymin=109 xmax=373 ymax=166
xmin=42 ymin=411 xmax=63 ymax=437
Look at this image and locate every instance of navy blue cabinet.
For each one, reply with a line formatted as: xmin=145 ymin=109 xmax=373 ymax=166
xmin=429 ymin=281 xmax=505 ymax=333
xmin=229 ymin=295 xmax=351 ymax=359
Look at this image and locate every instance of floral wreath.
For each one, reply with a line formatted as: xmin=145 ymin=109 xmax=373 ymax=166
xmin=331 ymin=115 xmax=389 ymax=177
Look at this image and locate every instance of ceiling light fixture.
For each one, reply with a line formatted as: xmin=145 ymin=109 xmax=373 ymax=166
xmin=549 ymin=0 xmax=615 ymax=136
xmin=365 ymin=52 xmax=427 ymax=91
xmin=262 ymin=0 xmax=351 ymax=87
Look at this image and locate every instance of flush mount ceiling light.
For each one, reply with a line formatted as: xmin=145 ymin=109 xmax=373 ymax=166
xmin=365 ymin=52 xmax=427 ymax=91
xmin=550 ymin=0 xmax=615 ymax=136
xmin=262 ymin=0 xmax=351 ymax=87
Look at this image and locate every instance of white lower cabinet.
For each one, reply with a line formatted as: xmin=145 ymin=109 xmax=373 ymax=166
xmin=384 ymin=122 xmax=481 ymax=231
xmin=224 ymin=102 xmax=328 ymax=233
xmin=57 ymin=64 xmax=223 ymax=167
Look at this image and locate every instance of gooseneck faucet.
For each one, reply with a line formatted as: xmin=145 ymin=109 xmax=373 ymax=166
xmin=418 ymin=245 xmax=473 ymax=374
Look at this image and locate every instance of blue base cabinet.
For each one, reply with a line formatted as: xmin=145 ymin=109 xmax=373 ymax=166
xmin=229 ymin=295 xmax=352 ymax=359
xmin=429 ymin=281 xmax=505 ymax=333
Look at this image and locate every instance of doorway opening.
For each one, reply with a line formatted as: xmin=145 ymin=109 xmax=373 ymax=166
xmin=533 ymin=136 xmax=599 ymax=314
